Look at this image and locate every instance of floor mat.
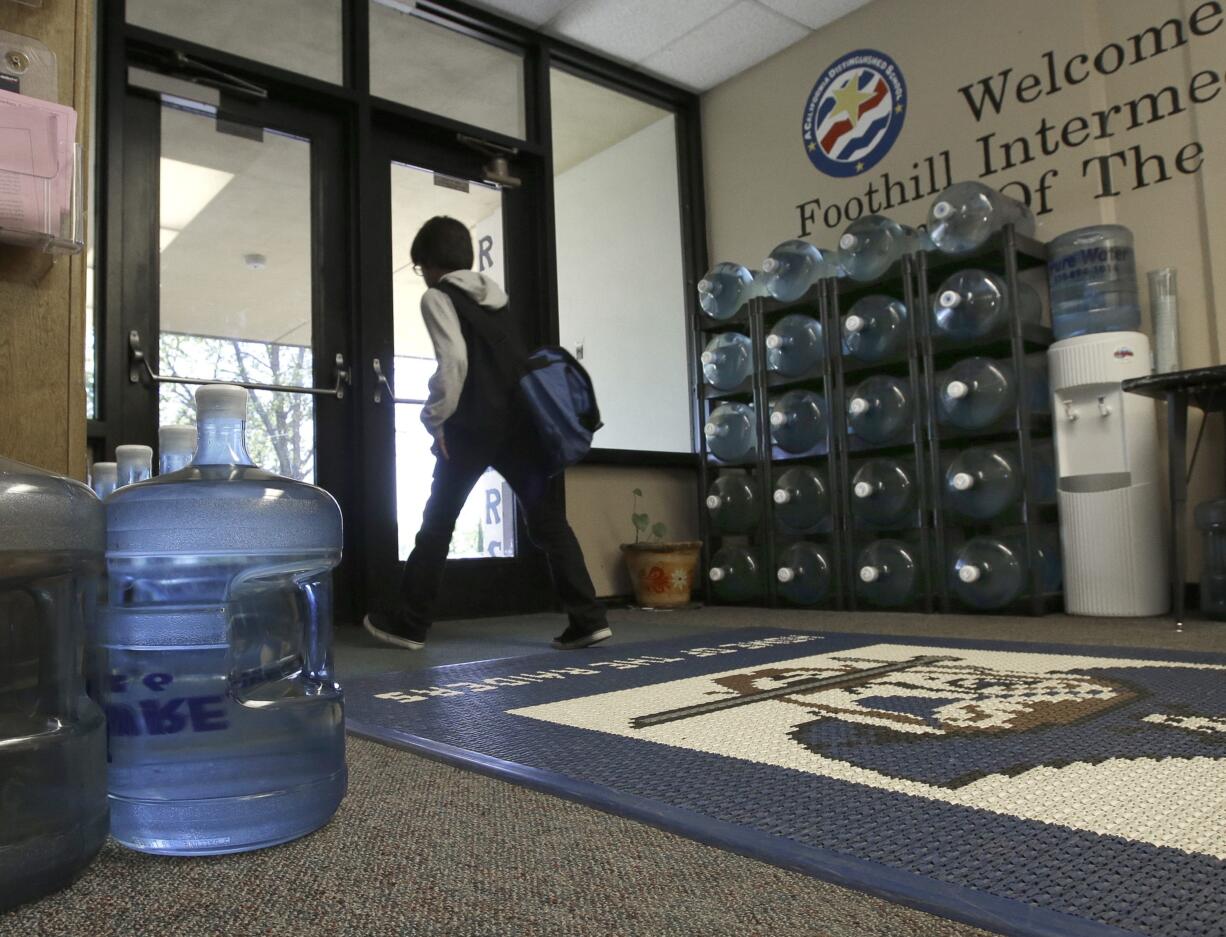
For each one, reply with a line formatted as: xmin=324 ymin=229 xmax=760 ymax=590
xmin=344 ymin=628 xmax=1226 ymax=937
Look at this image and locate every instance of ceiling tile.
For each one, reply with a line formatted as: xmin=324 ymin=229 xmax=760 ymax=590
xmin=755 ymin=0 xmax=873 ymax=31
xmin=640 ymin=0 xmax=809 ymax=91
xmin=458 ymin=0 xmax=578 ymax=28
xmin=550 ymin=0 xmax=739 ymax=65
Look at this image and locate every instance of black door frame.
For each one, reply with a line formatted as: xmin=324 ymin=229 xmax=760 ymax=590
xmin=95 ymin=0 xmax=709 ymax=622
xmin=356 ymin=115 xmax=558 ymax=620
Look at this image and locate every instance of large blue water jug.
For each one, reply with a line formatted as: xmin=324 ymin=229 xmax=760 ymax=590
xmin=944 ymin=443 xmax=1056 ymax=521
xmin=856 ymin=539 xmax=921 ymax=607
xmin=708 ymin=545 xmax=761 ymax=602
xmin=769 ymin=389 xmax=826 ymax=454
xmin=847 ymin=375 xmax=912 ymax=446
xmin=1047 ymin=225 xmax=1141 ymax=340
xmin=698 ymin=263 xmax=758 ymax=321
xmin=927 ymin=181 xmax=1036 ymax=254
xmin=850 ymin=458 xmax=916 ymax=527
xmin=837 ymin=215 xmax=924 ymax=282
xmin=842 ymin=295 xmax=908 ymax=364
xmin=1 ymin=457 xmax=109 ymax=910
xmin=775 ymin=542 xmax=832 ymax=606
xmin=760 ymin=239 xmax=837 ymax=302
xmin=706 ymin=473 xmax=758 ymax=534
xmin=99 ymin=384 xmax=346 ymax=855
xmin=765 ymin=314 xmax=823 ymax=377
xmin=772 ymin=465 xmax=829 ymax=533
xmin=934 ymin=355 xmax=1049 ymax=431
xmin=931 ymin=269 xmax=1041 ymax=343
xmin=704 ymin=402 xmax=757 ymax=463
xmin=950 ymin=531 xmax=1062 ymax=609
xmin=700 ymin=332 xmax=753 ymax=391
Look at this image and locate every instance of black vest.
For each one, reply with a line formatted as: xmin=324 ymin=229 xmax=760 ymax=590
xmin=436 ymin=280 xmax=527 ymax=443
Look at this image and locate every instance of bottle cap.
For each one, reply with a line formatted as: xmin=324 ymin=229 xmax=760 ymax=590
xmin=700 ymin=351 xmax=716 ymax=364
xmin=770 ymin=411 xmax=787 ymax=427
xmin=848 ymin=397 xmax=870 ymax=416
xmin=705 ymin=495 xmax=722 ymax=510
xmin=839 ymin=233 xmax=858 ymax=251
xmin=708 ymin=567 xmax=726 ymax=582
xmin=939 ymin=289 xmax=962 ymax=308
xmin=773 ymin=488 xmax=791 ymax=504
xmin=91 ymin=461 xmax=116 ymax=480
xmin=951 ymin=472 xmax=975 ymax=491
xmin=116 ymin=444 xmax=153 ymax=465
xmin=159 ymin=425 xmax=197 ymax=453
xmin=844 ymin=314 xmax=865 ymax=333
xmin=762 ymin=257 xmax=779 ymax=274
xmin=697 ymin=278 xmax=713 ymax=294
xmin=944 ymin=380 xmax=969 ymax=400
xmin=195 ymin=384 xmax=249 ymax=420
xmin=958 ymin=564 xmax=982 ymax=583
xmin=703 ymin=422 xmax=719 ymax=437
xmin=932 ymin=201 xmax=953 ymax=220
xmin=777 ymin=567 xmax=795 ymax=583
xmin=764 ymin=334 xmax=782 ymax=349
xmin=859 ymin=565 xmax=880 ymax=583
xmin=853 ymin=481 xmax=874 ymax=499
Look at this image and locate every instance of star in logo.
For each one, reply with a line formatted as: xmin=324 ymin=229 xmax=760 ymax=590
xmin=808 ymin=141 xmax=817 ymax=151
xmin=895 ymin=104 xmax=904 ymax=114
xmin=829 ymin=76 xmax=874 ymax=127
xmin=856 ymin=161 xmax=864 ymax=172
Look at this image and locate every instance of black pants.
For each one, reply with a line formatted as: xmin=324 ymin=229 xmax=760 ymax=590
xmin=397 ymin=427 xmax=606 ymax=632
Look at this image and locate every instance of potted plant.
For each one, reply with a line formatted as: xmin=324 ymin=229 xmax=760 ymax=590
xmin=620 ymin=488 xmax=702 ymax=609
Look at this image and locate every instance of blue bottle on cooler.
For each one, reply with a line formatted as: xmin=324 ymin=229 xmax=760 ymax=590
xmin=99 ymin=384 xmax=346 ymax=855
xmin=1 ymin=458 xmax=109 ymax=910
xmin=931 ymin=269 xmax=1041 ymax=342
xmin=708 ymin=545 xmax=761 ymax=602
xmin=704 ymin=402 xmax=757 ymax=463
xmin=700 ymin=332 xmax=753 ymax=391
xmin=158 ymin=425 xmax=197 ymax=475
xmin=760 ymin=239 xmax=836 ymax=302
xmin=850 ymin=458 xmax=916 ymax=527
xmin=773 ymin=466 xmax=829 ymax=533
xmin=951 ymin=532 xmax=1062 ymax=609
xmin=935 ymin=355 xmax=1049 ymax=431
xmin=769 ymin=390 xmax=826 ymax=454
xmin=698 ymin=263 xmax=758 ymax=321
xmin=776 ymin=542 xmax=832 ymax=606
xmin=847 ymin=375 xmax=912 ymax=446
xmin=765 ymin=314 xmax=823 ymax=377
xmin=944 ymin=444 xmax=1056 ymax=521
xmin=706 ymin=473 xmax=758 ymax=534
xmin=842 ymin=295 xmax=908 ymax=364
xmin=927 ymin=181 xmax=1036 ymax=254
xmin=115 ymin=445 xmax=153 ymax=489
xmin=856 ymin=539 xmax=921 ymax=607
xmin=1047 ymin=225 xmax=1141 ymax=340
xmin=90 ymin=461 xmax=117 ymax=499
xmin=837 ymin=215 xmax=923 ymax=282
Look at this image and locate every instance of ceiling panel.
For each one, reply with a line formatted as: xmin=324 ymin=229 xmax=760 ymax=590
xmin=550 ymin=0 xmax=738 ymax=65
xmin=641 ymin=0 xmax=810 ymax=92
xmin=756 ymin=0 xmax=874 ymax=31
xmin=455 ymin=0 xmax=577 ymax=28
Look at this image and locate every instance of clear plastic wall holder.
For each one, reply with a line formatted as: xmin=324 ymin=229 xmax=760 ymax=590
xmin=0 ymin=30 xmax=58 ymax=103
xmin=0 ymin=90 xmax=83 ymax=255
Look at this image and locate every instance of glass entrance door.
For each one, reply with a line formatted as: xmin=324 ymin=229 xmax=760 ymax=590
xmin=359 ymin=131 xmax=556 ymax=621
xmin=388 ymin=162 xmax=515 ymax=561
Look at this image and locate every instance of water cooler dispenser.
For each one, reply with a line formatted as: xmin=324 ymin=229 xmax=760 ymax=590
xmin=1048 ymin=331 xmax=1168 ymax=615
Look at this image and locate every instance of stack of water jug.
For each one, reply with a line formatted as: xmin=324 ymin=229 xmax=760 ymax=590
xmin=0 ymin=384 xmax=346 ymax=911
xmin=698 ymin=180 xmax=1064 ymax=614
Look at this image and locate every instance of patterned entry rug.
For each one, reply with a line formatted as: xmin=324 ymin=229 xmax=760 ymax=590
xmin=344 ymin=628 xmax=1226 ymax=937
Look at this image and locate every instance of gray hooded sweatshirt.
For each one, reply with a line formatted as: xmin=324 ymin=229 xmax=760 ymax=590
xmin=419 ymin=270 xmax=509 ymax=433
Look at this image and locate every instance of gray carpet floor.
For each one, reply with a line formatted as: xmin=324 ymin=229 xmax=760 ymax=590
xmin=7 ymin=606 xmax=1222 ymax=936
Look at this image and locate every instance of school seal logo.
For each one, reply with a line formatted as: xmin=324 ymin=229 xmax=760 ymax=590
xmin=802 ymin=48 xmax=907 ymax=178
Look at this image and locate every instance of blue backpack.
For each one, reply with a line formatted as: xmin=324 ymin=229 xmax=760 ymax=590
xmin=519 ymin=346 xmax=603 ymax=476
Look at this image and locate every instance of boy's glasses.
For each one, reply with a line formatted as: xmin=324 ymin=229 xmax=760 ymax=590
xmin=411 ymin=263 xmax=423 ymax=276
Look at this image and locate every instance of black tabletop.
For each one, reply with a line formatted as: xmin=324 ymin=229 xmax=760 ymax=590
xmin=1123 ymin=365 xmax=1226 ymax=411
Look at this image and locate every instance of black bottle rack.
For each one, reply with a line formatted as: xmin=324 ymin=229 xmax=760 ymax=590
xmin=694 ymin=224 xmax=1060 ymax=616
xmin=916 ymin=225 xmax=1060 ymax=616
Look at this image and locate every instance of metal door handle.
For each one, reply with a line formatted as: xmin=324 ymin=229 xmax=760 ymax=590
xmin=128 ymin=329 xmax=351 ymax=398
xmin=372 ymin=357 xmax=426 ymax=406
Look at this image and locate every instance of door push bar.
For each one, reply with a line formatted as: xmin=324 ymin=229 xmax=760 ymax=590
xmin=128 ymin=329 xmax=351 ymax=399
xmin=371 ymin=357 xmax=426 ymax=406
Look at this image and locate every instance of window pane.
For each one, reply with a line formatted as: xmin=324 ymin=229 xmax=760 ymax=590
xmin=126 ymin=0 xmax=344 ymax=85
xmin=551 ymin=69 xmax=691 ymax=451
xmin=389 ymin=161 xmax=515 ymax=560
xmin=370 ymin=1 xmax=526 ymax=140
xmin=159 ymin=105 xmax=313 ymax=387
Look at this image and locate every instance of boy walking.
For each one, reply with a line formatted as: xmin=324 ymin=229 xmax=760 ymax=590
xmin=363 ymin=216 xmax=611 ymax=651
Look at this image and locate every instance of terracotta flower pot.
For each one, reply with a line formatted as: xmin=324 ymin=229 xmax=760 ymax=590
xmin=620 ymin=540 xmax=702 ymax=609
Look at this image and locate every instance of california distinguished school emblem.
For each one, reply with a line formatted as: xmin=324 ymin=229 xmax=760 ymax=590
xmin=802 ymin=48 xmax=907 ymax=178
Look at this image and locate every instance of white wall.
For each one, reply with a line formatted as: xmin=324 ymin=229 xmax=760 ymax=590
xmin=554 ymin=115 xmax=692 ymax=453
